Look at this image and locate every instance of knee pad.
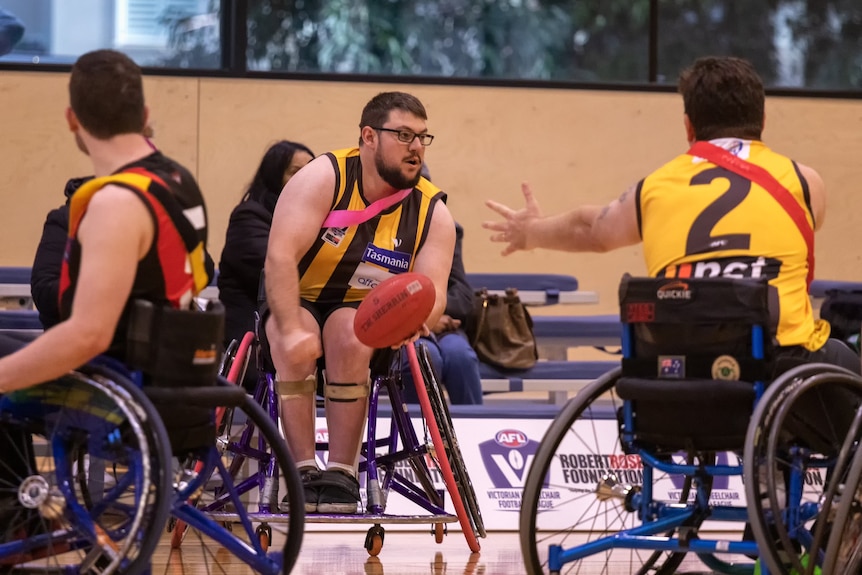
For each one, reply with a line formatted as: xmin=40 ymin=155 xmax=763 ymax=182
xmin=276 ymin=373 xmax=316 ymax=399
xmin=324 ymin=380 xmax=370 ymax=403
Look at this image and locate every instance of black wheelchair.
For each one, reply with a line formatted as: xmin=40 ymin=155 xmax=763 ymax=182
xmin=519 ymin=275 xmax=862 ymax=575
xmin=0 ymin=300 xmax=305 ymax=574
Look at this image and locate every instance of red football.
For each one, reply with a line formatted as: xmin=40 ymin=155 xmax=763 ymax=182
xmin=354 ymin=272 xmax=436 ymax=349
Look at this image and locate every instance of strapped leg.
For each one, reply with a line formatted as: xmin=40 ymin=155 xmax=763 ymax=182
xmin=276 ymin=373 xmax=316 ymax=399
xmin=324 ymin=379 xmax=370 ymax=403
xmin=275 ymin=371 xmax=320 ymax=513
xmin=323 ymin=374 xmax=370 ymax=476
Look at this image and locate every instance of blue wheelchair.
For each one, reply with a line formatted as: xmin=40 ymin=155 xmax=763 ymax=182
xmin=0 ymin=300 xmax=305 ymax=574
xmin=518 ymin=276 xmax=862 ymax=574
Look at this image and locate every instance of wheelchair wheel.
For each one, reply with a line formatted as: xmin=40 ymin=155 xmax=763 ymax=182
xmin=171 ymin=332 xmax=255 ymax=549
xmin=406 ymin=343 xmax=484 ymax=552
xmin=824 ymin=427 xmax=862 ymax=574
xmin=416 ymin=343 xmax=486 ymax=538
xmin=0 ymin=369 xmax=172 ymax=574
xmin=369 ymin=375 xmax=445 ymax=515
xmin=745 ymin=364 xmax=862 ymax=575
xmin=519 ymin=369 xmax=700 ymax=575
xmin=149 ymin=380 xmax=305 ymax=575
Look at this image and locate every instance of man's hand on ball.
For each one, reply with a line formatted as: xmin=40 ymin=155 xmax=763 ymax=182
xmin=391 ymin=323 xmax=431 ymax=349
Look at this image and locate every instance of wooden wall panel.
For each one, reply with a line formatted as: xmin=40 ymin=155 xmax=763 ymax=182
xmin=0 ymin=72 xmax=198 ymax=268
xmin=2 ymin=71 xmax=860 ymax=313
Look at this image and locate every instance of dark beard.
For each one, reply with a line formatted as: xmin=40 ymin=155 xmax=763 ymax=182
xmin=375 ymin=152 xmax=421 ymax=190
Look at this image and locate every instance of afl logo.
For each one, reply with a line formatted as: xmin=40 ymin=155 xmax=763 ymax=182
xmin=495 ymin=429 xmax=528 ymax=448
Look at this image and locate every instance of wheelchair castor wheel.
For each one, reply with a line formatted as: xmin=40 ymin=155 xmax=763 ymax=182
xmin=255 ymin=523 xmax=272 ymax=551
xmin=365 ymin=524 xmax=385 ymax=556
xmin=432 ymin=522 xmax=445 ymax=544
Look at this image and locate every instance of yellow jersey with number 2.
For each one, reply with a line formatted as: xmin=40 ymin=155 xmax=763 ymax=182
xmin=637 ymin=138 xmax=827 ymax=350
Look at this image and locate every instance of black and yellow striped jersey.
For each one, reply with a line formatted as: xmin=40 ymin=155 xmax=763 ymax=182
xmin=299 ymin=147 xmax=446 ymax=304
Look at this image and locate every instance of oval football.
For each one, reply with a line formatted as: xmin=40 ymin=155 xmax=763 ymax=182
xmin=353 ymin=272 xmax=436 ymax=348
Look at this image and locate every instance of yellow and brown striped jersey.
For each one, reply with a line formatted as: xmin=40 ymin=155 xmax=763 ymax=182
xmin=299 ymin=147 xmax=446 ymax=304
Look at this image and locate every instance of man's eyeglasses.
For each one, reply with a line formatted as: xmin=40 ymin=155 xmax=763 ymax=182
xmin=372 ymin=127 xmax=434 ymax=147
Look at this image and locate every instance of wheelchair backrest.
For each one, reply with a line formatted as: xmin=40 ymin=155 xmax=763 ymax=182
xmin=618 ymin=275 xmax=772 ymax=381
xmin=126 ymin=298 xmax=225 ymax=387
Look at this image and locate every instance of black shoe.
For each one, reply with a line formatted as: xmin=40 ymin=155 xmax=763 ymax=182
xmin=316 ymin=469 xmax=361 ymax=514
xmin=282 ymin=468 xmax=321 ymax=513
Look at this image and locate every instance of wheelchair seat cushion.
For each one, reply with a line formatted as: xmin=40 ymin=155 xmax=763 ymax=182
xmin=616 ymin=377 xmax=755 ymax=451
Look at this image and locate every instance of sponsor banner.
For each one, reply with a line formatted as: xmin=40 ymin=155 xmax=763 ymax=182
xmin=296 ymin=414 xmax=825 ymax=533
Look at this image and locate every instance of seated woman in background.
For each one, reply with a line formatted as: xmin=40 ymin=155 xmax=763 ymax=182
xmin=217 ymin=140 xmax=314 ymax=388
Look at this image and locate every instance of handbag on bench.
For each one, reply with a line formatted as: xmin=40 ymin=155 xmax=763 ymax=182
xmin=467 ymin=287 xmax=538 ymax=370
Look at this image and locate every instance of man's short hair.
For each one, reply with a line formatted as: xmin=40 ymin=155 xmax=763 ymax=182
xmin=69 ymin=49 xmax=146 ymax=139
xmin=678 ymin=56 xmax=765 ymax=141
xmin=359 ymin=91 xmax=427 ymax=134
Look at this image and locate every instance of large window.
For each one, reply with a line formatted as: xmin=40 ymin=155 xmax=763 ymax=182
xmin=656 ymin=0 xmax=862 ymax=89
xmin=0 ymin=0 xmax=220 ymax=68
xmin=246 ymin=0 xmax=650 ymax=82
xmin=1 ymin=0 xmax=859 ymax=90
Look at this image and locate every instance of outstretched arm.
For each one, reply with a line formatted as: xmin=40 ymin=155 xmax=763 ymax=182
xmin=484 ymin=182 xmax=641 ymax=255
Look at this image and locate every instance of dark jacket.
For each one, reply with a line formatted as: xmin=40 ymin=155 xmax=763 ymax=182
xmin=445 ymin=223 xmax=475 ymax=322
xmin=217 ymin=199 xmax=273 ymax=345
xmin=31 ymin=177 xmax=89 ymax=329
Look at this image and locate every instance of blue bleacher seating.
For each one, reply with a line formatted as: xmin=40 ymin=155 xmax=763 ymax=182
xmin=0 ymin=309 xmax=41 ymax=331
xmin=0 ymin=267 xmax=618 ymax=403
xmin=810 ymin=280 xmax=862 ymax=299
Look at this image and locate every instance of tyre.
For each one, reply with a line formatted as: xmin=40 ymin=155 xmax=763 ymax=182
xmin=148 ymin=379 xmax=305 ymax=574
xmin=519 ymin=369 xmax=699 ymax=575
xmin=745 ymin=364 xmax=862 ymax=575
xmin=0 ymin=368 xmax=172 ymax=574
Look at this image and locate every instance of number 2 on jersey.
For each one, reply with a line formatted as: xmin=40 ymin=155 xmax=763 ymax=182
xmin=686 ymin=166 xmax=752 ymax=256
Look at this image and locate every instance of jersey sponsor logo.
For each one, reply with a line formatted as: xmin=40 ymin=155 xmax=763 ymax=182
xmin=727 ymin=139 xmax=745 ymax=157
xmin=656 ymin=280 xmax=692 ymax=300
xmin=362 ymin=243 xmax=411 ymax=273
xmin=321 ymin=227 xmax=347 ymax=247
xmin=689 ymin=256 xmax=781 ymax=280
xmin=349 ymin=261 xmax=398 ymax=291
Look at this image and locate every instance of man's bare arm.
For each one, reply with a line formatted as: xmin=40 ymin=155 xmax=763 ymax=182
xmin=540 ymin=184 xmax=641 ymax=253
xmin=411 ymin=202 xmax=456 ymax=329
xmin=0 ymin=186 xmax=152 ymax=391
xmin=264 ymin=155 xmax=336 ymax=334
xmin=484 ymin=182 xmax=641 ymax=255
xmin=797 ymin=163 xmax=826 ymax=231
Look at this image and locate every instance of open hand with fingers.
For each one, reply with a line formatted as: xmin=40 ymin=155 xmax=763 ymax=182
xmin=483 ymin=182 xmax=543 ymax=256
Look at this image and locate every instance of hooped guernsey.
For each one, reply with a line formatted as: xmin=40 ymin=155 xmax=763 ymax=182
xmin=299 ymin=147 xmax=446 ymax=304
xmin=59 ymin=160 xmax=210 ymax=356
xmin=636 ymin=138 xmax=827 ymax=350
